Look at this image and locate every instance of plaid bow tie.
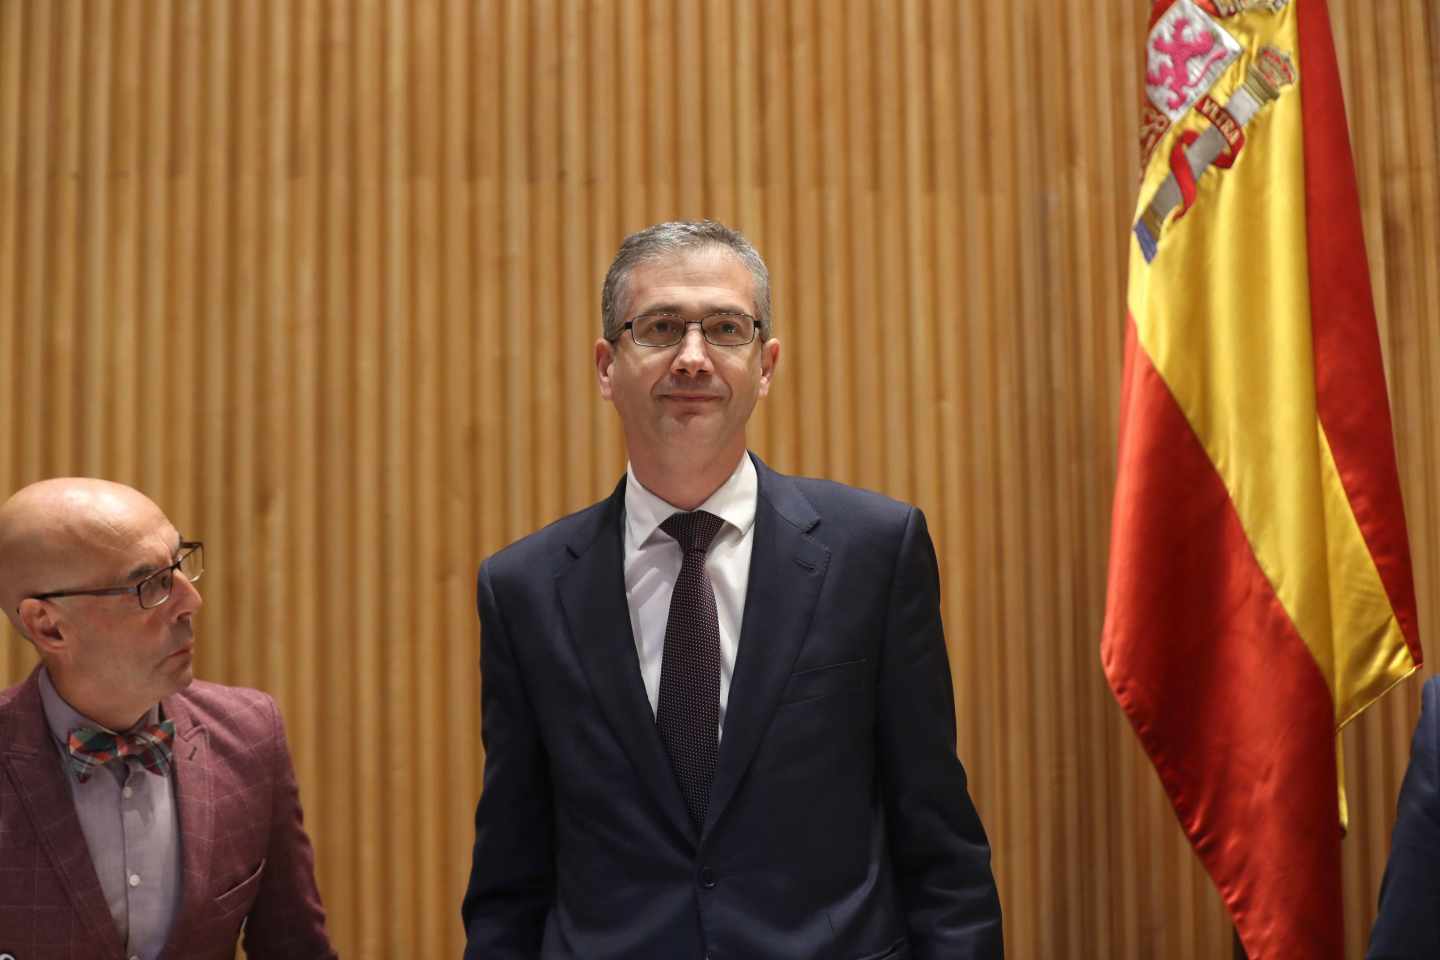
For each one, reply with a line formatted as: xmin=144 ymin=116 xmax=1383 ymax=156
xmin=66 ymin=719 xmax=176 ymax=784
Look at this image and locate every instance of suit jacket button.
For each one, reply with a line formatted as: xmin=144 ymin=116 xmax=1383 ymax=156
xmin=699 ymin=867 xmax=717 ymax=888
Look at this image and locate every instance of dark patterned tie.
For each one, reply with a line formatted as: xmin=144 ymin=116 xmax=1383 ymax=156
xmin=657 ymin=509 xmax=725 ymax=830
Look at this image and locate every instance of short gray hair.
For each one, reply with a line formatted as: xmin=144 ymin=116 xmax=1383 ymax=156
xmin=601 ymin=220 xmax=772 ymax=341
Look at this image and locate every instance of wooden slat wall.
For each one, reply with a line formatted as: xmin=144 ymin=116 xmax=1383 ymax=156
xmin=0 ymin=2 xmax=1435 ymax=957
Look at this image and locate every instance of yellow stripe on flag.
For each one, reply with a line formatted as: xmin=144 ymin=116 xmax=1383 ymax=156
xmin=1318 ymin=425 xmax=1418 ymax=728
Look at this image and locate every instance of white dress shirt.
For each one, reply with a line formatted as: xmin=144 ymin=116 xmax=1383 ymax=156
xmin=623 ymin=453 xmax=757 ymax=740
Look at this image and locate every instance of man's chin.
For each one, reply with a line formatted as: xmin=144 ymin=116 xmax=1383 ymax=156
xmin=657 ymin=426 xmax=736 ymax=460
xmin=161 ymin=653 xmax=196 ymax=688
xmin=164 ymin=671 xmax=196 ymax=698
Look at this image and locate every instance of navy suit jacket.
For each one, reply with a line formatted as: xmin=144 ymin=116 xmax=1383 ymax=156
xmin=461 ymin=455 xmax=1003 ymax=959
xmin=1370 ymin=676 xmax=1440 ymax=959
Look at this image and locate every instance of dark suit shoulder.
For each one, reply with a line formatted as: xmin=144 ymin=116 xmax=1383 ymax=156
xmin=774 ymin=474 xmax=918 ymax=551
xmin=482 ymin=496 xmax=615 ymax=580
xmin=787 ymin=475 xmax=913 ymax=520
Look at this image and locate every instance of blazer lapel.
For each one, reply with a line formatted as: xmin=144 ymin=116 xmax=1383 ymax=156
xmin=159 ymin=692 xmax=213 ymax=957
xmin=0 ymin=669 xmax=126 ymax=954
xmin=706 ymin=457 xmax=830 ymax=834
xmin=556 ymin=480 xmax=696 ymax=844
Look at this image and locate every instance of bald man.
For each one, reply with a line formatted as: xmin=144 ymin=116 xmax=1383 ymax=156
xmin=0 ymin=478 xmax=335 ymax=960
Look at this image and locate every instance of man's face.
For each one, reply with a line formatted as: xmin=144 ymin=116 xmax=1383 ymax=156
xmin=596 ymin=247 xmax=779 ymax=467
xmin=49 ymin=509 xmax=202 ymax=716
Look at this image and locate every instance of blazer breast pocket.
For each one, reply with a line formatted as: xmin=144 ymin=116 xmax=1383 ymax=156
xmin=214 ymin=857 xmax=267 ymax=919
xmin=779 ymin=658 xmax=869 ymax=706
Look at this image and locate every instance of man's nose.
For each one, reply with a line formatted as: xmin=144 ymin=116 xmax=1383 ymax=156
xmin=671 ymin=327 xmax=714 ymax=375
xmin=169 ymin=570 xmax=203 ymax=616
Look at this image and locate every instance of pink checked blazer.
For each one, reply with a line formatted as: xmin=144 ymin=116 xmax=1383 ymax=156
xmin=0 ymin=668 xmax=336 ymax=959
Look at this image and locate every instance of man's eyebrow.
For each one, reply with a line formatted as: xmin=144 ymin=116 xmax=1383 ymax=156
xmin=123 ymin=535 xmax=182 ymax=582
xmin=634 ymin=302 xmax=752 ymax=317
xmin=124 ymin=560 xmax=164 ymax=582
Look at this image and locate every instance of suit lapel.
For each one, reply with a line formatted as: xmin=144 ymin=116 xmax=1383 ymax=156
xmin=556 ymin=481 xmax=697 ymax=844
xmin=706 ymin=457 xmax=830 ymax=834
xmin=159 ymin=691 xmax=212 ymax=957
xmin=0 ymin=669 xmax=126 ymax=954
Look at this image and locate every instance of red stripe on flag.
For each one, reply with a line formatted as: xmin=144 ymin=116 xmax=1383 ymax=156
xmin=1298 ymin=0 xmax=1421 ymax=659
xmin=1149 ymin=0 xmax=1181 ymax=30
xmin=1103 ymin=320 xmax=1343 ymax=959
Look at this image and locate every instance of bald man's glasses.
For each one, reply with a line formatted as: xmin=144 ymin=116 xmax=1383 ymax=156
xmin=29 ymin=542 xmax=204 ymax=611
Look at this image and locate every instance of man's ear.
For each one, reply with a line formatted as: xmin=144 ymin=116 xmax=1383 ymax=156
xmin=757 ymin=337 xmax=781 ymax=397
xmin=595 ymin=338 xmax=617 ymax=401
xmin=17 ymin=598 xmax=67 ymax=658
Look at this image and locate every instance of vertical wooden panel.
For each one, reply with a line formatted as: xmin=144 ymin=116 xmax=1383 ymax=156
xmin=1 ymin=2 xmax=1437 ymax=956
xmin=559 ymin=0 xmax=590 ymax=514
xmin=314 ymin=1 xmax=357 ymax=951
xmin=287 ymin=0 xmax=322 ymax=878
xmin=0 ymin=0 xmax=19 ymax=514
xmin=49 ymin=1 xmax=78 ymax=477
xmin=380 ymin=0 xmax=413 ymax=946
xmin=11 ymin=0 xmax=45 ymax=490
xmin=351 ymin=0 xmax=383 ymax=949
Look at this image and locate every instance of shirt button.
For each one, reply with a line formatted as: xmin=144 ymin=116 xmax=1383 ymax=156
xmin=122 ymin=786 xmax=133 ymax=799
xmin=128 ymin=873 xmax=141 ymax=887
xmin=699 ymin=867 xmax=717 ymax=889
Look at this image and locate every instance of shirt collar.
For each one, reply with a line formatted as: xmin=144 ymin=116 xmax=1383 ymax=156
xmin=625 ymin=452 xmax=758 ymax=547
xmin=38 ymin=665 xmax=161 ymax=752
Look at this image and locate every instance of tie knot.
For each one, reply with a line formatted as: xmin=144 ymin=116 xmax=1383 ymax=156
xmin=661 ymin=510 xmax=724 ymax=555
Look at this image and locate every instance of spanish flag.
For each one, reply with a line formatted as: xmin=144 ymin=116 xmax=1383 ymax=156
xmin=1102 ymin=0 xmax=1421 ymax=956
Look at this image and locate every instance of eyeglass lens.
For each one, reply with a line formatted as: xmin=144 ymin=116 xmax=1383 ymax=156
xmin=138 ymin=546 xmax=204 ymax=609
xmin=633 ymin=313 xmax=755 ymax=346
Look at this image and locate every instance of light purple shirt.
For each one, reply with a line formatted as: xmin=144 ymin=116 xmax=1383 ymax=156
xmin=38 ymin=668 xmax=181 ymax=960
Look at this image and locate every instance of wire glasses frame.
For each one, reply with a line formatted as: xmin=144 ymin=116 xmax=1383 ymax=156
xmin=617 ymin=312 xmax=761 ymax=348
xmin=28 ymin=541 xmax=205 ymax=611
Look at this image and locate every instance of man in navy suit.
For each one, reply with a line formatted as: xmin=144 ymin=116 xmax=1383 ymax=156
xmin=461 ymin=220 xmax=1003 ymax=959
xmin=1369 ymin=676 xmax=1440 ymax=958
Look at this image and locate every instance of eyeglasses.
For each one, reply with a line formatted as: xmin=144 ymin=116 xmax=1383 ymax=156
xmin=618 ymin=312 xmax=761 ymax=348
xmin=28 ymin=541 xmax=205 ymax=611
